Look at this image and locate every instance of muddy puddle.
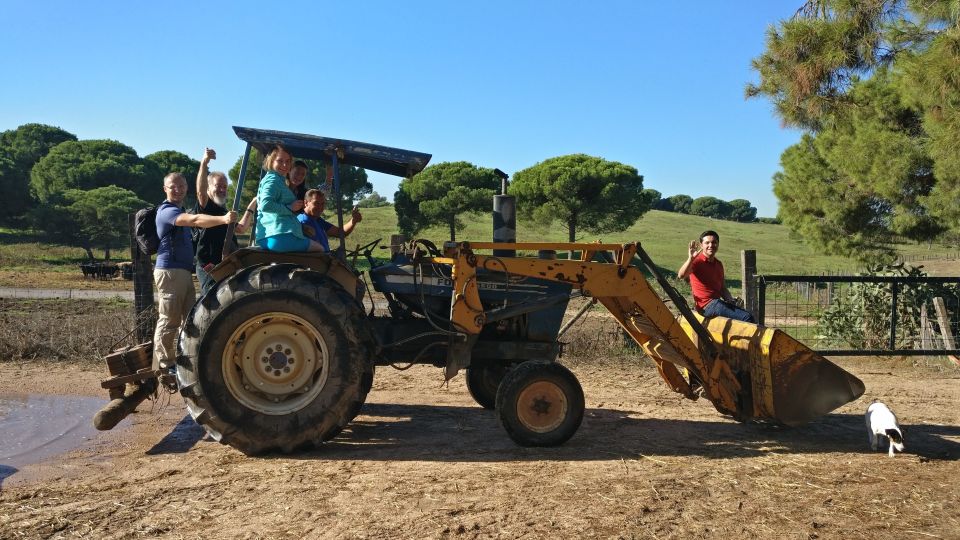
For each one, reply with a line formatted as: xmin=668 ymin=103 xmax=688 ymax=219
xmin=0 ymin=393 xmax=106 ymax=484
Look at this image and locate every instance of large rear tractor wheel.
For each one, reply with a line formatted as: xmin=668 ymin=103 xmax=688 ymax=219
xmin=465 ymin=363 xmax=514 ymax=410
xmin=178 ymin=264 xmax=376 ymax=454
xmin=495 ymin=360 xmax=584 ymax=447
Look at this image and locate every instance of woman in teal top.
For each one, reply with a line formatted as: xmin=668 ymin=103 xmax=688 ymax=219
xmin=255 ymin=145 xmax=325 ymax=252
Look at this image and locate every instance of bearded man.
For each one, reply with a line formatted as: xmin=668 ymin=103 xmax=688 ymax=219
xmin=194 ymin=148 xmax=248 ymax=294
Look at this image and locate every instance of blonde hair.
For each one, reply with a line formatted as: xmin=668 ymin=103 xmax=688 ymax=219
xmin=264 ymin=145 xmax=291 ymax=173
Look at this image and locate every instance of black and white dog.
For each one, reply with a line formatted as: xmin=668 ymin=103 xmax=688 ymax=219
xmin=866 ymin=401 xmax=905 ymax=457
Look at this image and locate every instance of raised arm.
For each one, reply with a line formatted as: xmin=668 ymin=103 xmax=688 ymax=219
xmin=677 ymin=240 xmax=700 ymax=280
xmin=196 ymin=148 xmax=216 ymax=208
xmin=326 ymin=206 xmax=363 ymax=237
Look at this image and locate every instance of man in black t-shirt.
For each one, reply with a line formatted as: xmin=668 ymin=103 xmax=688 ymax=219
xmin=194 ymin=148 xmax=249 ymax=294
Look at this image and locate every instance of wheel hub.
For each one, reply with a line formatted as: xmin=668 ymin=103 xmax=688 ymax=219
xmin=516 ymin=381 xmax=567 ymax=433
xmin=223 ymin=312 xmax=330 ymax=415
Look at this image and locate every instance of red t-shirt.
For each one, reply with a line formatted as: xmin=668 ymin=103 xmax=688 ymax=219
xmin=688 ymin=253 xmax=724 ymax=310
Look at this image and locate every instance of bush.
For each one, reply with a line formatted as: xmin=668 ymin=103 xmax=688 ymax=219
xmin=817 ymin=264 xmax=959 ymax=349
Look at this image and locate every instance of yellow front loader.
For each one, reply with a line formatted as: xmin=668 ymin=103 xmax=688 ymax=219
xmin=435 ymin=240 xmax=865 ymax=435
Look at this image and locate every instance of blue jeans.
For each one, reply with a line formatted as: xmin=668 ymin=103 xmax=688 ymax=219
xmin=703 ymin=298 xmax=756 ymax=323
xmin=196 ymin=261 xmax=216 ymax=296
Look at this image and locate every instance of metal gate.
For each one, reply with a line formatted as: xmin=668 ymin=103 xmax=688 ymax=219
xmin=756 ymin=274 xmax=960 ymax=356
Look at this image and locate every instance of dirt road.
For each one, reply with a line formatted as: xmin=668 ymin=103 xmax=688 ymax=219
xmin=1 ymin=356 xmax=959 ymax=539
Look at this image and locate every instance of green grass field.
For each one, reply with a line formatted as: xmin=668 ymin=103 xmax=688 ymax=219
xmin=2 ymin=209 xmax=957 ymax=289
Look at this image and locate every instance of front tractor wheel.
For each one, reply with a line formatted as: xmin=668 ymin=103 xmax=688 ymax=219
xmin=465 ymin=363 xmax=514 ymax=410
xmin=178 ymin=264 xmax=376 ymax=454
xmin=495 ymin=360 xmax=584 ymax=447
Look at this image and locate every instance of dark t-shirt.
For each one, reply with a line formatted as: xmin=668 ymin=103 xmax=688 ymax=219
xmin=194 ymin=198 xmax=235 ymax=266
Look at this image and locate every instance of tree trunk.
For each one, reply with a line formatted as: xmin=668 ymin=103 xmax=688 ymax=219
xmin=82 ymin=240 xmax=95 ymax=261
xmin=104 ymin=244 xmax=111 ymax=261
xmin=449 ymin=219 xmax=456 ymax=242
xmin=568 ymin=216 xmax=577 ymax=260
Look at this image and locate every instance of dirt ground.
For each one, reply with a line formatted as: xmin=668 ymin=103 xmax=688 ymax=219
xmin=1 ymin=352 xmax=959 ymax=539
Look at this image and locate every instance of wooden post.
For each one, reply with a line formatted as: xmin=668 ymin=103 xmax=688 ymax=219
xmin=932 ymin=297 xmax=960 ymax=366
xmin=826 ymin=282 xmax=834 ymax=307
xmin=129 ymin=213 xmax=155 ymax=344
xmin=390 ymin=234 xmax=408 ymax=257
xmin=741 ymin=250 xmax=757 ymax=320
xmin=920 ymin=303 xmax=933 ymax=350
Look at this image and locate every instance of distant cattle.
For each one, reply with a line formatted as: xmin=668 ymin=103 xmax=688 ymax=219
xmin=79 ymin=262 xmax=123 ymax=280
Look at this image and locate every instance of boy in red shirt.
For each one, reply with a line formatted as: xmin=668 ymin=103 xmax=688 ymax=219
xmin=677 ymin=230 xmax=755 ymax=322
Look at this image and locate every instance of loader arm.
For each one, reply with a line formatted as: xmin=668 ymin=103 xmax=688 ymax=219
xmin=432 ymin=241 xmax=864 ymax=425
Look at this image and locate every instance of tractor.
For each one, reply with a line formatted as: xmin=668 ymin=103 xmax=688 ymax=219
xmin=95 ymin=127 xmax=865 ymax=454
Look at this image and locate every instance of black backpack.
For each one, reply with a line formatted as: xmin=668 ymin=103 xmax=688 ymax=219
xmin=134 ymin=203 xmax=174 ymax=255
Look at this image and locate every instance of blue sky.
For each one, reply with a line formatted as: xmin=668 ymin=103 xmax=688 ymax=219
xmin=1 ymin=1 xmax=801 ymax=217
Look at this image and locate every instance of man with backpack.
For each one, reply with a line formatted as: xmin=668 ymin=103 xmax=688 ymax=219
xmin=193 ymin=148 xmax=250 ymax=294
xmin=153 ymin=172 xmax=236 ymax=389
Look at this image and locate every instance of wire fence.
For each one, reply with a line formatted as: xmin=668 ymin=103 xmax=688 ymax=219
xmin=757 ymin=275 xmax=960 ymax=356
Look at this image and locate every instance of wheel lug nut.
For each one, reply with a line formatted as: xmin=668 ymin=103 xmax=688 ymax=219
xmin=261 ymin=357 xmax=268 ymax=363
xmin=274 ymin=370 xmax=281 ymax=376
xmin=266 ymin=347 xmax=273 ymax=354
xmin=289 ymin=358 xmax=295 ymax=364
xmin=283 ymin=367 xmax=290 ymax=373
xmin=284 ymin=348 xmax=292 ymax=355
xmin=264 ymin=366 xmax=271 ymax=372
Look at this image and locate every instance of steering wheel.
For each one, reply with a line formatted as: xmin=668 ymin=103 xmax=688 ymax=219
xmin=346 ymin=238 xmax=383 ymax=266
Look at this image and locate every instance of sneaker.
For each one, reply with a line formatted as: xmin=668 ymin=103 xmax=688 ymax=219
xmin=158 ymin=366 xmax=178 ymax=393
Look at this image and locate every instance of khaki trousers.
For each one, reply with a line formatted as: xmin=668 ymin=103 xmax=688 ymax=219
xmin=152 ymin=268 xmax=195 ymax=370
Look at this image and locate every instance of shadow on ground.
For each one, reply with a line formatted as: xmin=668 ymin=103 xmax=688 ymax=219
xmin=146 ymin=415 xmax=205 ymax=455
xmin=0 ymin=465 xmax=18 ymax=490
xmin=156 ymin=402 xmax=959 ymax=461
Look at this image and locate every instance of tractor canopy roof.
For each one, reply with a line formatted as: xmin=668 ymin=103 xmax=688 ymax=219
xmin=233 ymin=126 xmax=432 ymax=177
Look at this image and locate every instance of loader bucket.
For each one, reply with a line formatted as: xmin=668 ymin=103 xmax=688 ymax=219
xmin=679 ymin=315 xmax=865 ymax=426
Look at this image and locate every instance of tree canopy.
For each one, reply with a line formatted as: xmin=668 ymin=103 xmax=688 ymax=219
xmin=690 ymin=196 xmax=731 ymax=220
xmin=357 ymin=191 xmax=390 ymax=208
xmin=30 ymin=139 xmax=156 ymax=204
xmin=34 ymin=185 xmax=145 ymax=260
xmin=395 ymin=161 xmax=500 ymax=241
xmin=0 ymin=123 xmax=77 ymax=222
xmin=748 ymin=0 xmax=960 ymax=258
xmin=145 ymin=150 xmax=200 ymax=209
xmin=667 ymin=194 xmax=693 ymax=214
xmin=145 ymin=150 xmax=199 ymax=181
xmin=727 ymin=198 xmax=758 ymax=223
xmin=511 ymin=154 xmax=649 ymax=242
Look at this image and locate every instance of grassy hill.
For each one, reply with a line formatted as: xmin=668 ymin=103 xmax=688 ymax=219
xmin=344 ymin=208 xmax=957 ymax=280
xmin=2 ymin=208 xmax=957 ymax=290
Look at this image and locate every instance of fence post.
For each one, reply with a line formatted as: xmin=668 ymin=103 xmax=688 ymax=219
xmin=389 ymin=234 xmax=408 ymax=256
xmin=932 ymin=297 xmax=960 ymax=366
xmin=889 ymin=281 xmax=899 ymax=350
xmin=741 ymin=250 xmax=757 ymax=320
xmin=129 ymin=213 xmax=155 ymax=344
xmin=920 ymin=303 xmax=933 ymax=350
xmin=757 ymin=277 xmax=766 ymax=326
